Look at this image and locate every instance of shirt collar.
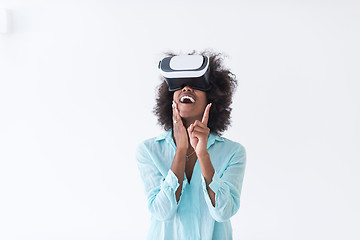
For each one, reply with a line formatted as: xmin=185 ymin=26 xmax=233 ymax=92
xmin=207 ymin=131 xmax=225 ymax=149
xmin=155 ymin=128 xmax=224 ymax=149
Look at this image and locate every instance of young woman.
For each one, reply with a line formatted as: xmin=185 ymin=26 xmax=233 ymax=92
xmin=136 ymin=51 xmax=246 ymax=240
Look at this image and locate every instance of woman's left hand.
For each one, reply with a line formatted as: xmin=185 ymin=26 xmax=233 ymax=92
xmin=187 ymin=103 xmax=212 ymax=157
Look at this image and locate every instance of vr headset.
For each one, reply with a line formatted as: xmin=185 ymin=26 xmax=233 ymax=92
xmin=158 ymin=55 xmax=211 ymax=91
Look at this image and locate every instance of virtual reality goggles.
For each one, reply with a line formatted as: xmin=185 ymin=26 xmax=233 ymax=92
xmin=158 ymin=55 xmax=211 ymax=91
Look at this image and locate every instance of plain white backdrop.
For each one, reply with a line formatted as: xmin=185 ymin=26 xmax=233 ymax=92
xmin=1 ymin=0 xmax=359 ymax=239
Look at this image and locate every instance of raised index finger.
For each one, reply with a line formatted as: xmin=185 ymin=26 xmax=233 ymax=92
xmin=201 ymin=103 xmax=212 ymax=125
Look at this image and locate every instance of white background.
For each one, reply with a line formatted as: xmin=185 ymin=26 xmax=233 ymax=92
xmin=1 ymin=0 xmax=359 ymax=239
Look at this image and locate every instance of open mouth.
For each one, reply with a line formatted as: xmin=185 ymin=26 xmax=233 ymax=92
xmin=179 ymin=95 xmax=195 ymax=104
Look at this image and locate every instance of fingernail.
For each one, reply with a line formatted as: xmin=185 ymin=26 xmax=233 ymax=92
xmin=210 ymin=103 xmax=212 ymax=107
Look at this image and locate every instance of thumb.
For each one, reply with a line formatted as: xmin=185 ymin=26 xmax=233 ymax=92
xmin=187 ymin=123 xmax=194 ymax=133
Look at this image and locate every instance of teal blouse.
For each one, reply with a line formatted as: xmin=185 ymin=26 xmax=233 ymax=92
xmin=136 ymin=129 xmax=246 ymax=240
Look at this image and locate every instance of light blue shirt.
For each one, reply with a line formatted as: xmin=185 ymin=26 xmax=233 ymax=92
xmin=136 ymin=129 xmax=246 ymax=240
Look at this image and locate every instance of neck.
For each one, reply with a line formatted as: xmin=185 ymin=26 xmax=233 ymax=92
xmin=182 ymin=116 xmax=202 ymax=129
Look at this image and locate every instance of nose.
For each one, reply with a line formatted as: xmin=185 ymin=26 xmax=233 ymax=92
xmin=182 ymin=85 xmax=194 ymax=92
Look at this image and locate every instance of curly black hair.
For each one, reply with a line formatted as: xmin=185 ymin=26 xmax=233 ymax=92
xmin=153 ymin=50 xmax=238 ymax=136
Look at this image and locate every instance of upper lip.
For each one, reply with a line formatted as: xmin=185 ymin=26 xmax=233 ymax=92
xmin=179 ymin=92 xmax=196 ymax=103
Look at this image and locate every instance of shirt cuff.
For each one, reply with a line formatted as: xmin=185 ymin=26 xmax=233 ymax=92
xmin=161 ymin=169 xmax=180 ymax=192
xmin=201 ymin=172 xmax=223 ymax=209
xmin=208 ymin=172 xmax=222 ymax=193
xmin=176 ymin=173 xmax=188 ymax=205
xmin=201 ymin=171 xmax=222 ymax=193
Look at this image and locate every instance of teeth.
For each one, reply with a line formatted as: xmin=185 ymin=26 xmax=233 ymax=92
xmin=180 ymin=96 xmax=195 ymax=103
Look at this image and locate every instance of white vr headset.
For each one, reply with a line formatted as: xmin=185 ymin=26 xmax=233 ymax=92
xmin=158 ymin=55 xmax=211 ymax=91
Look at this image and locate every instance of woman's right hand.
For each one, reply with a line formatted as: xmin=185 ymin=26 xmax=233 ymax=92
xmin=172 ymin=101 xmax=189 ymax=151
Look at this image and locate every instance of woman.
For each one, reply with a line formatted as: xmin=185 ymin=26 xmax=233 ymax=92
xmin=136 ymin=51 xmax=246 ymax=240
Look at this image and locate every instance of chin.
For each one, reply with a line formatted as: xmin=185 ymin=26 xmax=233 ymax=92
xmin=180 ymin=111 xmax=200 ymax=120
xmin=179 ymin=111 xmax=190 ymax=118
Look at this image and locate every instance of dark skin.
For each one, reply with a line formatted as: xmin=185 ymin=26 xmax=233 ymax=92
xmin=170 ymin=85 xmax=216 ymax=207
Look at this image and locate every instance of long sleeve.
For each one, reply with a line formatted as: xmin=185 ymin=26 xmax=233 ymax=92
xmin=201 ymin=143 xmax=246 ymax=222
xmin=136 ymin=142 xmax=187 ymax=221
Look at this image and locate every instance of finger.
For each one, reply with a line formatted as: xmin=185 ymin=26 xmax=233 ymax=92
xmin=201 ymin=103 xmax=212 ymax=125
xmin=175 ymin=101 xmax=180 ymax=115
xmin=191 ymin=129 xmax=208 ymax=139
xmin=193 ymin=121 xmax=211 ymax=135
xmin=172 ymin=101 xmax=180 ymax=124
xmin=172 ymin=101 xmax=177 ymax=122
xmin=173 ymin=101 xmax=183 ymax=126
xmin=190 ymin=129 xmax=197 ymax=139
xmin=192 ymin=125 xmax=209 ymax=134
xmin=193 ymin=120 xmax=206 ymax=129
xmin=187 ymin=123 xmax=194 ymax=133
xmin=175 ymin=102 xmax=182 ymax=122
